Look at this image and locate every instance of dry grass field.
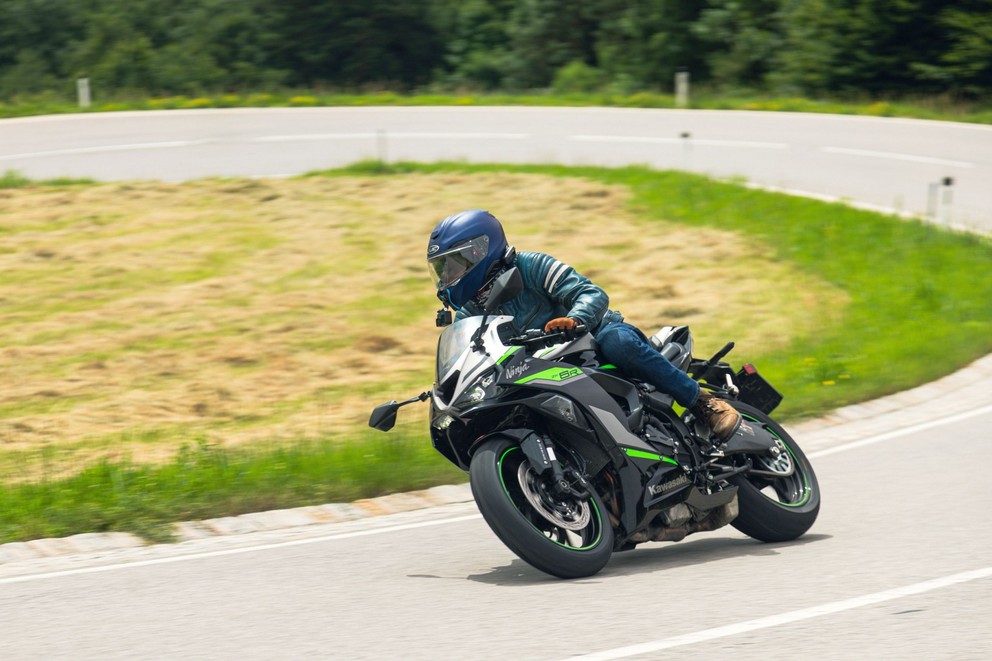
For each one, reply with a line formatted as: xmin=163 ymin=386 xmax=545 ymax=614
xmin=0 ymin=173 xmax=846 ymax=477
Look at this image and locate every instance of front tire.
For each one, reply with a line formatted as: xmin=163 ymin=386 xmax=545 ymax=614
xmin=729 ymin=403 xmax=820 ymax=542
xmin=469 ymin=436 xmax=613 ymax=579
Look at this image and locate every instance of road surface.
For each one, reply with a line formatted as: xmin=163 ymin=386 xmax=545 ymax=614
xmin=2 ymin=107 xmax=991 ymax=231
xmin=0 ymin=407 xmax=989 ymax=659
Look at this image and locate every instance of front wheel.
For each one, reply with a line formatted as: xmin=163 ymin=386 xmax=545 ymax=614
xmin=728 ymin=403 xmax=820 ymax=542
xmin=469 ymin=436 xmax=613 ymax=579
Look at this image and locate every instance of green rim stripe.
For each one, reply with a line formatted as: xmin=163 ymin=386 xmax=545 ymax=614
xmin=741 ymin=413 xmax=811 ymax=508
xmin=497 ymin=446 xmax=602 ymax=551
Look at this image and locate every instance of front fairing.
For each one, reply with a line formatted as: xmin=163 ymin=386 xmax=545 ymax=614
xmin=432 ymin=315 xmax=515 ymax=413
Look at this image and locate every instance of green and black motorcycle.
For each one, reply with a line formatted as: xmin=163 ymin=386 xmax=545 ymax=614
xmin=369 ymin=267 xmax=820 ymax=579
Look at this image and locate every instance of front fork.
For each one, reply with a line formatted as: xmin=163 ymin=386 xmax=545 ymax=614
xmin=521 ymin=433 xmax=591 ymax=499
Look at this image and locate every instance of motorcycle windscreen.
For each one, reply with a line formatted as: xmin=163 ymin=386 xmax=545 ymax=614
xmin=436 ymin=316 xmax=485 ymax=382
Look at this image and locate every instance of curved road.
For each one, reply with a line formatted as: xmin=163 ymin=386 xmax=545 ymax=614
xmin=1 ymin=108 xmax=990 ymax=658
xmin=2 ymin=107 xmax=991 ymax=231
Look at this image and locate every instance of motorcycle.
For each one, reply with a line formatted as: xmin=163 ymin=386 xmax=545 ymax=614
xmin=369 ymin=267 xmax=820 ymax=578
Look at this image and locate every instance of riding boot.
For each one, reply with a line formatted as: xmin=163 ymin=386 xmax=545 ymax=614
xmin=692 ymin=391 xmax=742 ymax=441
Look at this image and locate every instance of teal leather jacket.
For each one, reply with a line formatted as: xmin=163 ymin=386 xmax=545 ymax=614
xmin=455 ymin=251 xmax=624 ymax=333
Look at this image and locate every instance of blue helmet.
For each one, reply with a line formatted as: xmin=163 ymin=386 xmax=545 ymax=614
xmin=427 ymin=209 xmax=510 ymax=310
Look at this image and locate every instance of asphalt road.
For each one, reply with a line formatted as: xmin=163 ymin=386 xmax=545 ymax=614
xmin=1 ymin=409 xmax=990 ymax=659
xmin=1 ymin=108 xmax=990 ymax=658
xmin=2 ymin=107 xmax=991 ymax=231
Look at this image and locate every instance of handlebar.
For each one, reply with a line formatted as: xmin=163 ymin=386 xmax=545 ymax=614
xmin=507 ymin=323 xmax=588 ymax=349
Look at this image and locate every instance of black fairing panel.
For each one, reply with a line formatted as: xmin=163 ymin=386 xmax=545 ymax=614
xmin=723 ymin=419 xmax=780 ymax=456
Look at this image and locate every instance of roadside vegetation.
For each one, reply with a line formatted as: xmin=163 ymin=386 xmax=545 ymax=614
xmin=1 ymin=164 xmax=990 ymax=544
xmin=2 ymin=90 xmax=991 ymax=126
xmin=2 ymin=2 xmax=989 ymax=123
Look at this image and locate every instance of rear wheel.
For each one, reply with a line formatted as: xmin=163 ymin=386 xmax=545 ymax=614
xmin=470 ymin=436 xmax=613 ymax=578
xmin=729 ymin=403 xmax=820 ymax=542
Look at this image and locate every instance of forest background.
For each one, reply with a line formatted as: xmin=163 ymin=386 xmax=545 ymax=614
xmin=1 ymin=0 xmax=990 ymax=103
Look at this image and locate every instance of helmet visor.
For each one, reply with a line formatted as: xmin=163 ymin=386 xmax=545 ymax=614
xmin=428 ymin=235 xmax=490 ymax=291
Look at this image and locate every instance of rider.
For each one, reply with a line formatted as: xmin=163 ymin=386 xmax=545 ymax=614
xmin=426 ymin=209 xmax=742 ymax=441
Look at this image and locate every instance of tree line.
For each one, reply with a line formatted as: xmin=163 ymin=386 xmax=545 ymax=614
xmin=1 ymin=0 xmax=989 ymax=101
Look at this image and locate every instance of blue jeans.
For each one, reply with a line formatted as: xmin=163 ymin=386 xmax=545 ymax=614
xmin=593 ymin=321 xmax=700 ymax=408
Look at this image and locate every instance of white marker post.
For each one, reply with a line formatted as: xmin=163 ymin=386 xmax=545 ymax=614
xmin=77 ymin=78 xmax=91 ymax=109
xmin=675 ymin=68 xmax=690 ymax=108
xmin=680 ymin=131 xmax=693 ymax=170
xmin=939 ymin=177 xmax=954 ymax=226
xmin=377 ymin=129 xmax=388 ymax=163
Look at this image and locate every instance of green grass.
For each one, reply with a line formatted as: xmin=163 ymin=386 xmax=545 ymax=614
xmin=0 ymin=169 xmax=95 ymax=188
xmin=316 ymin=161 xmax=992 ymax=418
xmin=0 ymin=429 xmax=460 ymax=543
xmin=1 ymin=163 xmax=990 ymax=545
xmin=1 ymin=90 xmax=991 ymax=125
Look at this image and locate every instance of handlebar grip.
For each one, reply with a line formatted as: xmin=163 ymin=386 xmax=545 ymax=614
xmin=508 ymin=323 xmax=589 ymax=346
xmin=562 ymin=324 xmax=586 ymax=342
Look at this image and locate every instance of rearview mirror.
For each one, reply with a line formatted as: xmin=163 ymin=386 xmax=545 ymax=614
xmin=483 ymin=267 xmax=523 ymax=315
xmin=368 ymin=401 xmax=400 ymax=431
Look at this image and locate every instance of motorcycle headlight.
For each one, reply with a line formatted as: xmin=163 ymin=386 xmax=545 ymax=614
xmin=463 ymin=385 xmax=486 ymax=404
xmin=433 ymin=414 xmax=455 ymax=430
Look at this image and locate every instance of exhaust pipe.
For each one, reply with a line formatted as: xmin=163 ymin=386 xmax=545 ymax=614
xmin=629 ymin=495 xmax=739 ymax=543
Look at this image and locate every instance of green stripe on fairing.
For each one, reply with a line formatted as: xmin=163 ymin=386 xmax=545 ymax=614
xmin=741 ymin=413 xmax=812 ymax=508
xmin=623 ymin=448 xmax=678 ymax=464
xmin=599 ymin=364 xmax=616 ymax=370
xmin=514 ymin=366 xmax=583 ymax=385
xmin=623 ymin=448 xmax=659 ymax=460
xmin=497 ymin=346 xmax=522 ymax=364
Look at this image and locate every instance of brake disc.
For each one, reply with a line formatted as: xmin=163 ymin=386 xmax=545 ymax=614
xmin=517 ymin=461 xmax=590 ymax=531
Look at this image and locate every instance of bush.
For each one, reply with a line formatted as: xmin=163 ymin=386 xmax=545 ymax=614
xmin=181 ymin=97 xmax=214 ymax=109
xmin=0 ymin=170 xmax=31 ymax=189
xmin=552 ymin=61 xmax=607 ymax=94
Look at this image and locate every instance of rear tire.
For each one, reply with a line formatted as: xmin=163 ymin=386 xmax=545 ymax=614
xmin=470 ymin=436 xmax=613 ymax=578
xmin=729 ymin=403 xmax=820 ymax=542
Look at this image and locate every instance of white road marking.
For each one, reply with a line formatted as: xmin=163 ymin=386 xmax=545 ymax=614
xmin=0 ymin=514 xmax=482 ymax=586
xmin=822 ymin=146 xmax=974 ymax=168
xmin=253 ymin=132 xmax=529 ymax=142
xmin=572 ymin=135 xmax=788 ymax=149
xmin=0 ymin=140 xmax=209 ymax=160
xmin=807 ymin=402 xmax=992 ymax=459
xmin=567 ymin=566 xmax=992 ymax=660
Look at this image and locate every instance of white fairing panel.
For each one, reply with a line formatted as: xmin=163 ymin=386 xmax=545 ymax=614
xmin=434 ymin=315 xmax=514 ymax=411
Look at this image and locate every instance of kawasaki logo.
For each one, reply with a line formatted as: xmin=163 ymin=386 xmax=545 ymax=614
xmin=648 ymin=473 xmax=690 ymax=495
